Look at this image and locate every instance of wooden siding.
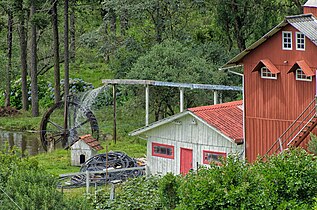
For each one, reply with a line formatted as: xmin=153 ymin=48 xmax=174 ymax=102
xmin=304 ymin=7 xmax=317 ymax=17
xmin=243 ymin=24 xmax=317 ymax=162
xmin=145 ymin=114 xmax=243 ymax=175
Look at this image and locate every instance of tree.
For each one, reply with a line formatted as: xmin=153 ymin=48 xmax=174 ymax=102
xmin=5 ymin=6 xmax=13 ymax=107
xmin=15 ymin=0 xmax=29 ymax=111
xmin=30 ymin=0 xmax=39 ymax=116
xmin=70 ymin=0 xmax=76 ymax=62
xmin=64 ymin=0 xmax=69 ymax=97
xmin=127 ymin=39 xmax=221 ymax=120
xmin=0 ymin=1 xmax=14 ymax=108
xmin=51 ymin=0 xmax=61 ymax=103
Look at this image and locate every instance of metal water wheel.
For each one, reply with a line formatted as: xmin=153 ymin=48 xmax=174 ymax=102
xmin=40 ymin=96 xmax=99 ymax=151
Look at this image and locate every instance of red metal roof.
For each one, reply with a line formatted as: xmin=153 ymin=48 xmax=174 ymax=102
xmin=188 ymin=101 xmax=243 ymax=144
xmin=252 ymin=59 xmax=280 ymax=74
xmin=288 ymin=60 xmax=315 ymax=76
xmin=79 ymin=134 xmax=104 ymax=151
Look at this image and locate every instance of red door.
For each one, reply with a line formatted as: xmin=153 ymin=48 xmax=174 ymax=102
xmin=180 ymin=148 xmax=193 ymax=175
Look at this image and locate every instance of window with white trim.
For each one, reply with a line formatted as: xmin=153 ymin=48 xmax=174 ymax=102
xmin=261 ymin=67 xmax=277 ymax=79
xmin=152 ymin=142 xmax=174 ymax=159
xmin=296 ymin=68 xmax=312 ymax=81
xmin=203 ymin=150 xmax=226 ymax=164
xmin=282 ymin=31 xmax=292 ymax=50
xmin=296 ymin=32 xmax=305 ymax=50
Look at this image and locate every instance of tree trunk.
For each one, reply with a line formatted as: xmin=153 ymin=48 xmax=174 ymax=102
xmin=64 ymin=0 xmax=70 ymax=97
xmin=110 ymin=8 xmax=116 ymax=34
xmin=52 ymin=0 xmax=61 ymax=103
xmin=30 ymin=0 xmax=39 ymax=116
xmin=17 ymin=0 xmax=28 ymax=110
xmin=5 ymin=10 xmax=13 ymax=107
xmin=19 ymin=18 xmax=28 ymax=110
xmin=120 ymin=9 xmax=128 ymax=36
xmin=70 ymin=0 xmax=76 ymax=62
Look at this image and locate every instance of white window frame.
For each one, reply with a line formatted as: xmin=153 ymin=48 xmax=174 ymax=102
xmin=260 ymin=67 xmax=277 ymax=80
xmin=296 ymin=68 xmax=312 ymax=81
xmin=282 ymin=31 xmax=292 ymax=50
xmin=296 ymin=32 xmax=305 ymax=51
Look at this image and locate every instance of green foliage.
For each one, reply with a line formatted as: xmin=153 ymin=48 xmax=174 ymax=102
xmin=308 ymin=134 xmax=317 ymax=155
xmin=93 ymin=176 xmax=161 ymax=209
xmin=60 ymin=78 xmax=94 ymax=96
xmin=255 ymin=148 xmax=317 ymax=206
xmin=0 ymin=77 xmax=54 ymax=109
xmin=158 ymin=173 xmax=180 ymax=209
xmin=93 ymin=148 xmax=317 ymax=209
xmin=125 ymin=39 xmax=238 ymax=119
xmin=0 ymin=148 xmax=92 ymax=209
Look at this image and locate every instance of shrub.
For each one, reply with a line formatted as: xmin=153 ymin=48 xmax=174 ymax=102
xmin=92 ymin=176 xmax=161 ymax=209
xmin=0 ymin=148 xmax=92 ymax=209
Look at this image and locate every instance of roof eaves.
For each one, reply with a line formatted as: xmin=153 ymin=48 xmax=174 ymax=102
xmin=129 ymin=111 xmax=190 ymax=136
xmin=221 ymin=20 xmax=288 ymax=69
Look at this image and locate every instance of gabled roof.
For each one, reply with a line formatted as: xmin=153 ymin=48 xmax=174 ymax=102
xmin=130 ymin=101 xmax=243 ymax=144
xmin=74 ymin=134 xmax=104 ymax=151
xmin=188 ymin=101 xmax=243 ymax=144
xmin=288 ymin=60 xmax=315 ymax=76
xmin=222 ymin=14 xmax=317 ymax=68
xmin=252 ymin=59 xmax=280 ymax=74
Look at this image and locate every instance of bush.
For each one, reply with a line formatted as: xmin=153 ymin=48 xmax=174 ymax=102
xmin=92 ymin=176 xmax=161 ymax=209
xmin=0 ymin=148 xmax=92 ymax=209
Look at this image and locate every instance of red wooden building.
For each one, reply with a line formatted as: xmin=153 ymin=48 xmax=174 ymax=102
xmin=223 ymin=0 xmax=317 ymax=162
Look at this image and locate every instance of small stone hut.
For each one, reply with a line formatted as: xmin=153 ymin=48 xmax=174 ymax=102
xmin=70 ymin=134 xmax=103 ymax=166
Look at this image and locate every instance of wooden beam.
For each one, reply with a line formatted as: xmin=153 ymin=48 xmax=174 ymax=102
xmin=180 ymin=88 xmax=184 ymax=112
xmin=102 ymin=79 xmax=242 ymax=91
xmin=214 ymin=91 xmax=218 ymax=105
xmin=145 ymin=85 xmax=149 ymax=126
xmin=113 ymin=85 xmax=117 ymax=144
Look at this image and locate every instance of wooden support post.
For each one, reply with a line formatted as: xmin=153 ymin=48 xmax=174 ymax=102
xmin=214 ymin=91 xmax=218 ymax=105
xmin=86 ymin=170 xmax=90 ymax=194
xmin=180 ymin=88 xmax=184 ymax=112
xmin=113 ymin=85 xmax=117 ymax=144
xmin=145 ymin=85 xmax=149 ymax=126
xmin=63 ymin=96 xmax=68 ymax=148
xmin=110 ymin=183 xmax=115 ymax=200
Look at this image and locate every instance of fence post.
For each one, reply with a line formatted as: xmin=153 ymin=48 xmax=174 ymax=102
xmin=86 ymin=170 xmax=90 ymax=194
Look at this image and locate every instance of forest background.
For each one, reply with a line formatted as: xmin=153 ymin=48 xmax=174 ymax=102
xmin=0 ymin=0 xmax=307 ymax=123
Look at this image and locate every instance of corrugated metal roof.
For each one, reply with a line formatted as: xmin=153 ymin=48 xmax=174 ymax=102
xmin=222 ymin=14 xmax=317 ymax=69
xmin=252 ymin=59 xmax=280 ymax=74
xmin=188 ymin=100 xmax=243 ymax=144
xmin=102 ymin=79 xmax=242 ymax=91
xmin=304 ymin=0 xmax=317 ymax=7
xmin=287 ymin=15 xmax=317 ymax=45
xmin=288 ymin=60 xmax=315 ymax=76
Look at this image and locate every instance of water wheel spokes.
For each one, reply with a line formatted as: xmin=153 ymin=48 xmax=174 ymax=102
xmin=40 ymin=99 xmax=99 ymax=151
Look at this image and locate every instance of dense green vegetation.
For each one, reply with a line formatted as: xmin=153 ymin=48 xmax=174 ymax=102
xmin=0 ymin=0 xmax=307 ymax=121
xmin=93 ymin=148 xmax=317 ymax=209
xmin=0 ymin=0 xmax=313 ymax=209
xmin=0 ymin=148 xmax=93 ymax=209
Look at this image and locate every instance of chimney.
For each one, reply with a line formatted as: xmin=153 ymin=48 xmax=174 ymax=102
xmin=303 ymin=0 xmax=317 ymax=17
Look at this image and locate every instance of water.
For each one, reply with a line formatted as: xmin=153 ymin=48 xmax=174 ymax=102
xmin=0 ymin=130 xmax=45 ymax=156
xmin=72 ymin=86 xmax=108 ymax=138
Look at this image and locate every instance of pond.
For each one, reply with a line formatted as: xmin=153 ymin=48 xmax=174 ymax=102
xmin=0 ymin=130 xmax=45 ymax=156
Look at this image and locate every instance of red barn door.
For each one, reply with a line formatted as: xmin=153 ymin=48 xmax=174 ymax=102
xmin=180 ymin=148 xmax=193 ymax=175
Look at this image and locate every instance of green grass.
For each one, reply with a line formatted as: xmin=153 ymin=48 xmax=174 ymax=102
xmin=0 ymin=110 xmax=43 ymax=131
xmin=30 ymin=149 xmax=80 ymax=176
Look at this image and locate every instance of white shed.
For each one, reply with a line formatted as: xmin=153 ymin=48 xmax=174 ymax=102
xmin=130 ymin=100 xmax=244 ymax=175
xmin=70 ymin=134 xmax=103 ymax=166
